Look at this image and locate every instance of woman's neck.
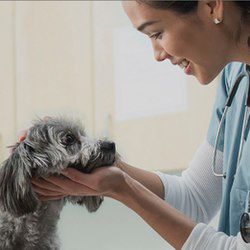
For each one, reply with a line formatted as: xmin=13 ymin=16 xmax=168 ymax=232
xmin=231 ymin=26 xmax=250 ymax=65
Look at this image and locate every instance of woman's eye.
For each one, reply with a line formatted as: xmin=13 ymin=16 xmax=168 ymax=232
xmin=150 ymin=32 xmax=162 ymax=40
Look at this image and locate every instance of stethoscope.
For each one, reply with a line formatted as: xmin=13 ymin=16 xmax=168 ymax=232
xmin=212 ymin=63 xmax=250 ymax=243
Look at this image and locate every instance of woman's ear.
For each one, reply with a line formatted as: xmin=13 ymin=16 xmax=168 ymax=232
xmin=204 ymin=0 xmax=224 ymax=22
xmin=0 ymin=143 xmax=38 ymax=217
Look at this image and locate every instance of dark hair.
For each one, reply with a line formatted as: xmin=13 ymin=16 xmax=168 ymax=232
xmin=236 ymin=2 xmax=250 ymax=23
xmin=136 ymin=1 xmax=198 ymax=15
xmin=136 ymin=1 xmax=250 ymax=17
xmin=136 ymin=1 xmax=250 ymax=46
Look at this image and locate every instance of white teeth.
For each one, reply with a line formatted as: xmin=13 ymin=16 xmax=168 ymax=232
xmin=179 ymin=59 xmax=189 ymax=69
xmin=182 ymin=60 xmax=189 ymax=67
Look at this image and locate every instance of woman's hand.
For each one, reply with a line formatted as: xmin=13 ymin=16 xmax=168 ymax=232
xmin=31 ymin=165 xmax=127 ymax=201
xmin=18 ymin=130 xmax=28 ymax=142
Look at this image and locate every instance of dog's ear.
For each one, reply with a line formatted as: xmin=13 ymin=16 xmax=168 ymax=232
xmin=77 ymin=196 xmax=104 ymax=212
xmin=0 ymin=143 xmax=38 ymax=217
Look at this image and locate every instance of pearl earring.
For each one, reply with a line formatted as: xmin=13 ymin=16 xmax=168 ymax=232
xmin=214 ymin=18 xmax=222 ymax=24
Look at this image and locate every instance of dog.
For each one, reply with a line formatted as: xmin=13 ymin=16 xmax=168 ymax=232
xmin=0 ymin=117 xmax=117 ymax=250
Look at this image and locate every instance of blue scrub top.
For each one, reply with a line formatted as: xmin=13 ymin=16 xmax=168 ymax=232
xmin=207 ymin=62 xmax=250 ymax=236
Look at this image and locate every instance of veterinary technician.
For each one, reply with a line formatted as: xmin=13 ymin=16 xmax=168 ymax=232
xmin=31 ymin=1 xmax=250 ymax=249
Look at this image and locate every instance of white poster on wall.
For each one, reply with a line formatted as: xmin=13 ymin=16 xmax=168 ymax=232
xmin=113 ymin=26 xmax=188 ymax=122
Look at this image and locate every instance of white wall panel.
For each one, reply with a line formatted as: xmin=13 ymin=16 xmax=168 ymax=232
xmin=0 ymin=2 xmax=16 ymax=161
xmin=0 ymin=1 xmax=94 ymax=160
xmin=14 ymin=1 xmax=94 ymax=134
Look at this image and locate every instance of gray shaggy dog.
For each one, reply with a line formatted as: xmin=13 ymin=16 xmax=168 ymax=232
xmin=0 ymin=117 xmax=117 ymax=250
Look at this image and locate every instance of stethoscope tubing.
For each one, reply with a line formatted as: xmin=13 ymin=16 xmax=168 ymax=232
xmin=212 ymin=64 xmax=250 ymax=243
xmin=212 ymin=105 xmax=228 ymax=178
xmin=212 ymin=64 xmax=250 ymax=178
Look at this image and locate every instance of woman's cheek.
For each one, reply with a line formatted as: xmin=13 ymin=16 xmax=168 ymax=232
xmin=162 ymin=37 xmax=188 ymax=58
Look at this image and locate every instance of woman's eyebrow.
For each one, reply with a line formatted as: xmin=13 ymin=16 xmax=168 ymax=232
xmin=137 ymin=20 xmax=160 ymax=32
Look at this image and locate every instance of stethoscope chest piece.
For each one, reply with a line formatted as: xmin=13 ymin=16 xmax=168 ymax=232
xmin=240 ymin=191 xmax=250 ymax=243
xmin=240 ymin=212 xmax=250 ymax=243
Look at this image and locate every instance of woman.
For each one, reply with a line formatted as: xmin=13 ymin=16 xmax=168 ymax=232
xmin=30 ymin=1 xmax=250 ymax=249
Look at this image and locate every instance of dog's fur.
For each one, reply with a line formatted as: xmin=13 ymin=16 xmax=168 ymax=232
xmin=0 ymin=118 xmax=116 ymax=250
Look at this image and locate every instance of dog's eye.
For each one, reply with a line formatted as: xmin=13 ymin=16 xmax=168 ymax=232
xmin=61 ymin=134 xmax=76 ymax=146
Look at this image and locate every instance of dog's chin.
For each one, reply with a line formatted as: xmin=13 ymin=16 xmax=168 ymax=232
xmin=68 ymin=156 xmax=116 ymax=174
xmin=68 ymin=162 xmax=92 ymax=174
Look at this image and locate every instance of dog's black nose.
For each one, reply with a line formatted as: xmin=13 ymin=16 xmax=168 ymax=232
xmin=100 ymin=141 xmax=116 ymax=153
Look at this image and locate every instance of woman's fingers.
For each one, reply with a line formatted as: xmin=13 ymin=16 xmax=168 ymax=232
xmin=42 ymin=175 xmax=99 ymax=196
xmin=32 ymin=177 xmax=63 ymax=192
xmin=18 ymin=130 xmax=28 ymax=142
xmin=32 ymin=166 xmax=109 ymax=200
xmin=61 ymin=168 xmax=97 ymax=187
xmin=32 ymin=183 xmax=64 ymax=197
xmin=61 ymin=167 xmax=118 ymax=196
xmin=38 ymin=194 xmax=66 ymax=201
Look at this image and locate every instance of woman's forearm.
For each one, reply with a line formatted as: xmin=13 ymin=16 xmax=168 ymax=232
xmin=112 ymin=173 xmax=196 ymax=250
xmin=116 ymin=160 xmax=165 ymax=199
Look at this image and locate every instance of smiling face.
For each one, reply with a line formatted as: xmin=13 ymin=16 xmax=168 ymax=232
xmin=122 ymin=1 xmax=242 ymax=84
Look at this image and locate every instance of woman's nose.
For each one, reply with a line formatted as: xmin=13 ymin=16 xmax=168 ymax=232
xmin=151 ymin=40 xmax=171 ymax=62
xmin=154 ymin=50 xmax=170 ymax=62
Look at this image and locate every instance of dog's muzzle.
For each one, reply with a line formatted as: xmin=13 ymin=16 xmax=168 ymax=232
xmin=70 ymin=141 xmax=116 ymax=174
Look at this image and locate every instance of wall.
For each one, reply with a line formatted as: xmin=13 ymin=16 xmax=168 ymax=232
xmin=0 ymin=1 xmax=94 ymax=161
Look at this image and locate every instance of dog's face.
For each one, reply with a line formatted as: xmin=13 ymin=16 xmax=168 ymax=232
xmin=0 ymin=118 xmax=116 ymax=217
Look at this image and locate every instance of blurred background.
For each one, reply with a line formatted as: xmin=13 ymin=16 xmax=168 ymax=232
xmin=0 ymin=1 xmax=220 ymax=249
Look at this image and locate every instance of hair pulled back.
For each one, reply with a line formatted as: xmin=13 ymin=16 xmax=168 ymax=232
xmin=136 ymin=1 xmax=250 ymax=17
xmin=136 ymin=1 xmax=250 ymax=46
